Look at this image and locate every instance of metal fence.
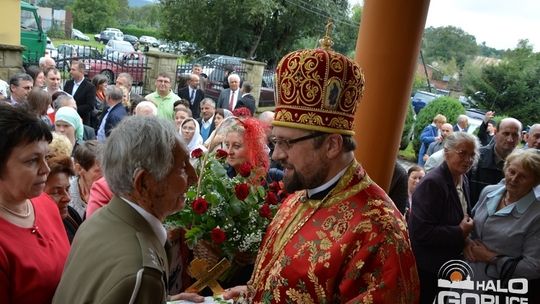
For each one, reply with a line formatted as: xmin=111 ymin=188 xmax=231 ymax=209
xmin=23 ymin=45 xmax=149 ymax=95
xmin=176 ymin=56 xmax=276 ymax=108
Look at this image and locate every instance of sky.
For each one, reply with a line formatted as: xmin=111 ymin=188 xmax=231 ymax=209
xmin=349 ymin=0 xmax=540 ymax=51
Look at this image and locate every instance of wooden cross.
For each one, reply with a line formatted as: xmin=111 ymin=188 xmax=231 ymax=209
xmin=185 ymin=258 xmax=231 ymax=295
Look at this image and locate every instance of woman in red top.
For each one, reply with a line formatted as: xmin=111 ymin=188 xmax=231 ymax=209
xmin=0 ymin=104 xmax=70 ymax=304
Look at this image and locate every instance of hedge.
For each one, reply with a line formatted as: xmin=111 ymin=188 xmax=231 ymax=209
xmin=412 ymin=97 xmax=465 ymax=156
xmin=117 ymin=26 xmax=160 ymax=39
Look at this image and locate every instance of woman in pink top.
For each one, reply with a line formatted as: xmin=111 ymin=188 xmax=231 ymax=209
xmin=0 ymin=104 xmax=70 ymax=304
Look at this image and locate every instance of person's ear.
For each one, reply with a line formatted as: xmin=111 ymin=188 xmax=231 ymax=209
xmin=325 ymin=134 xmax=343 ymax=159
xmin=132 ymin=168 xmax=151 ymax=197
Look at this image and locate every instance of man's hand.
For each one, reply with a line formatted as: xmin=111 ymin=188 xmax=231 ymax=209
xmin=484 ymin=111 xmax=495 ymax=123
xmin=459 ymin=215 xmax=474 ymax=238
xmin=169 ymin=292 xmax=205 ymax=303
xmin=222 ymin=285 xmax=248 ymax=300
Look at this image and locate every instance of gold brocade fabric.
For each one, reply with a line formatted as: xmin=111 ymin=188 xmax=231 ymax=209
xmin=247 ymin=161 xmax=420 ymax=303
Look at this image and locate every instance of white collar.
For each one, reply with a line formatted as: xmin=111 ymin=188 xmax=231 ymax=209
xmin=120 ymin=196 xmax=167 ymax=246
xmin=306 ymin=165 xmax=348 ymax=198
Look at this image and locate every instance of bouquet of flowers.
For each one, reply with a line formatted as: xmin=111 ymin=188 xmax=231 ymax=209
xmin=166 ymin=147 xmax=283 ymax=262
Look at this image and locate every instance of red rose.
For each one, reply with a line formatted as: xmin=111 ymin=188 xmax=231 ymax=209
xmin=234 ymin=183 xmax=249 ymax=201
xmin=238 ymin=162 xmax=253 ymax=177
xmin=211 ymin=227 xmax=226 ymax=244
xmin=192 ymin=197 xmax=209 ymax=214
xmin=269 ymin=181 xmax=280 ymax=192
xmin=259 ymin=204 xmax=272 ymax=219
xmin=191 ymin=148 xmax=204 ymax=158
xmin=265 ymin=192 xmax=278 ymax=205
xmin=215 ymin=149 xmax=228 ymax=159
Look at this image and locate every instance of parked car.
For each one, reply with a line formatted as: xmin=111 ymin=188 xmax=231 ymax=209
xmin=55 ymin=44 xmax=102 ymax=70
xmin=72 ymin=28 xmax=89 ymax=41
xmin=83 ymin=52 xmax=147 ymax=85
xmin=94 ymin=34 xmax=100 ymax=42
xmin=99 ymin=30 xmax=123 ymax=44
xmin=411 ymin=90 xmax=440 ymax=114
xmin=104 ymin=40 xmax=135 ymax=57
xmin=139 ymin=35 xmax=159 ymax=47
xmin=123 ymin=34 xmax=138 ymax=46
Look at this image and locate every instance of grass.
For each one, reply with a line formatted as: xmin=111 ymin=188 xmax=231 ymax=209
xmin=52 ymin=33 xmax=104 ymax=51
xmin=398 ymin=142 xmax=417 ymax=162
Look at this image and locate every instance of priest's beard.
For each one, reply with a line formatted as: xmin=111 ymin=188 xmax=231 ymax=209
xmin=283 ymin=161 xmax=329 ymax=194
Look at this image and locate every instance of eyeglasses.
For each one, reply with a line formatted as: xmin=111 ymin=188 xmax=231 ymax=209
xmin=269 ymin=132 xmax=324 ymax=150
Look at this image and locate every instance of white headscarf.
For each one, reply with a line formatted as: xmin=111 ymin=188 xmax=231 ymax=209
xmin=181 ymin=118 xmax=205 ymax=153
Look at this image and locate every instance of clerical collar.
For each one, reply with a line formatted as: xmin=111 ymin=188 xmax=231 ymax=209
xmin=306 ymin=165 xmax=348 ymax=200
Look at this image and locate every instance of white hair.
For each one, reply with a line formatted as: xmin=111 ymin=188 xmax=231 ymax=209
xmin=135 ymin=101 xmax=158 ymax=116
xmin=101 ymin=116 xmax=181 ymax=196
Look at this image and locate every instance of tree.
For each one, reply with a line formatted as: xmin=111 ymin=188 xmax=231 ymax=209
xmin=39 ymin=0 xmax=74 ymax=9
xmin=159 ymin=0 xmax=350 ymax=64
xmin=71 ymin=0 xmax=119 ymax=33
xmin=462 ymin=39 xmax=540 ymax=127
xmin=422 ymin=26 xmax=479 ymax=69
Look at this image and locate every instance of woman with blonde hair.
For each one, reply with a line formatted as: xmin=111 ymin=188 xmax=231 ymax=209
xmin=465 ymin=149 xmax=540 ymax=299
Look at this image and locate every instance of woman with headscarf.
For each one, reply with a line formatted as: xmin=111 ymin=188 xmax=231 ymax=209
xmin=54 ymin=106 xmax=84 ymax=148
xmin=180 ymin=118 xmax=206 ymax=164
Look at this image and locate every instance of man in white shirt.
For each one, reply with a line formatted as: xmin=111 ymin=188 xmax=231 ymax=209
xmin=216 ymin=73 xmax=241 ymax=111
xmin=177 ymin=74 xmax=205 ymax=119
xmin=197 ymin=98 xmax=216 ymax=142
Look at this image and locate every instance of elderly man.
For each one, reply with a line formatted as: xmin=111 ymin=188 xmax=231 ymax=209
xmin=64 ymin=61 xmax=96 ymax=126
xmin=216 ymin=73 xmax=241 ymax=111
xmin=39 ymin=56 xmax=56 ymax=70
xmin=468 ymin=117 xmax=522 ymax=206
xmin=145 ymin=72 xmax=180 ymax=120
xmin=53 ymin=116 xmax=202 ymax=303
xmin=45 ymin=67 xmax=63 ymax=94
xmin=134 ymin=101 xmax=158 ymax=117
xmin=196 ymin=98 xmax=216 ymax=142
xmin=97 ymin=86 xmax=127 ymax=142
xmin=177 ymin=73 xmax=204 ymax=119
xmin=116 ymin=72 xmax=143 ymax=109
xmin=224 ymin=38 xmax=419 ymax=303
xmin=7 ymin=73 xmax=33 ymax=105
xmin=453 ymin=114 xmax=469 ymax=132
xmin=525 ymin=123 xmax=540 ymax=149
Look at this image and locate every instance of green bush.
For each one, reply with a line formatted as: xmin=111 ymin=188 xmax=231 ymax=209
xmin=400 ymin=103 xmax=416 ymax=150
xmin=117 ymin=26 xmax=159 ymax=39
xmin=413 ymin=97 xmax=465 ymax=156
xmin=47 ymin=24 xmax=65 ymax=39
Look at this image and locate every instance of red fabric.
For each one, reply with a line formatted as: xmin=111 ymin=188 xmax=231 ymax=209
xmin=85 ymin=176 xmax=113 ymax=219
xmin=249 ymin=162 xmax=420 ymax=303
xmin=0 ymin=193 xmax=70 ymax=304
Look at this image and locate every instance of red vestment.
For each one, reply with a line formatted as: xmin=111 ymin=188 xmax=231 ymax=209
xmin=248 ymin=161 xmax=420 ymax=303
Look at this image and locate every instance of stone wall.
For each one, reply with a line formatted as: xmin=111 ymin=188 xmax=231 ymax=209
xmin=144 ymin=51 xmax=179 ymax=94
xmin=241 ymin=59 xmax=266 ymax=104
xmin=0 ymin=44 xmax=24 ymax=81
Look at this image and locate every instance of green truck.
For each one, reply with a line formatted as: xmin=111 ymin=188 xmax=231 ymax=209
xmin=20 ymin=1 xmax=47 ymax=62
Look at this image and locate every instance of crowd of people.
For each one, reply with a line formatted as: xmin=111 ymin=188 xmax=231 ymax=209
xmin=1 ymin=31 xmax=539 ymax=304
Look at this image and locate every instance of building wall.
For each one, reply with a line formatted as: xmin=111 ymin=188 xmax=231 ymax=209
xmin=0 ymin=0 xmax=21 ymax=46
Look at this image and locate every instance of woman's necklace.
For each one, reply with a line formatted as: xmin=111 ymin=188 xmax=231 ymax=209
xmin=0 ymin=200 xmax=31 ymax=218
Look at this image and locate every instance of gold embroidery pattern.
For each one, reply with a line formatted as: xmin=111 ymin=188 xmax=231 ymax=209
xmin=273 ymin=48 xmax=365 ymax=135
xmin=248 ymin=161 xmax=418 ymax=303
xmin=298 ymin=112 xmax=324 ymax=127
